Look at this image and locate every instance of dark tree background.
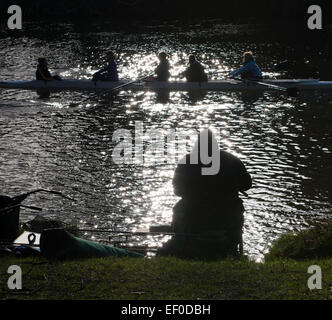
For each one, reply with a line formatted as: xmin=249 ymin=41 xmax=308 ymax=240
xmin=0 ymin=0 xmax=331 ymax=23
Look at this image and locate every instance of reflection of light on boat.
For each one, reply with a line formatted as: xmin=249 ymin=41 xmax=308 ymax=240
xmin=1 ymin=79 xmax=329 ymax=92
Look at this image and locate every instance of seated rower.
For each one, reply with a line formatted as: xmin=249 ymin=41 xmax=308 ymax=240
xmin=154 ymin=52 xmax=171 ymax=81
xmin=183 ymin=54 xmax=208 ymax=82
xmin=229 ymin=51 xmax=262 ymax=80
xmin=36 ymin=58 xmax=61 ymax=81
xmin=92 ymin=50 xmax=119 ymax=82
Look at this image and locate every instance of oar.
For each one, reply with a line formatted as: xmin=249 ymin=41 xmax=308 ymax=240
xmin=231 ymin=77 xmax=298 ymax=97
xmin=274 ymin=60 xmax=291 ymax=71
xmin=111 ymin=73 xmax=154 ymax=92
xmin=274 ymin=59 xmax=312 ymax=71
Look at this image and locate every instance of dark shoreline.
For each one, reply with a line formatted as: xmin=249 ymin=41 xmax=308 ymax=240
xmin=1 ymin=0 xmax=332 ymax=23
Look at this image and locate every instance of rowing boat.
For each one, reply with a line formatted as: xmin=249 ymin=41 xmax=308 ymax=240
xmin=1 ymin=79 xmax=331 ymax=92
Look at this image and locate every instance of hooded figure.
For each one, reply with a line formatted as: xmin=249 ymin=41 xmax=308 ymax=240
xmin=173 ymin=129 xmax=251 ymax=243
xmin=157 ymin=129 xmax=252 ymax=259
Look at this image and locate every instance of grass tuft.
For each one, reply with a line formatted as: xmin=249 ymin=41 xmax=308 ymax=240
xmin=265 ymin=218 xmax=332 ymax=261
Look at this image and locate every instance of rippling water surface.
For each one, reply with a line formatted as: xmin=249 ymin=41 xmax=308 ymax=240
xmin=1 ymin=21 xmax=332 ymax=260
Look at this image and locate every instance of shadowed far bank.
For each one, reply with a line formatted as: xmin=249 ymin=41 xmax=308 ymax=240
xmin=1 ymin=0 xmax=332 ymax=23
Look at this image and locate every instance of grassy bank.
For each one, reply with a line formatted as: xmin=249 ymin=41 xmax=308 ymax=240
xmin=1 ymin=255 xmax=331 ymax=300
xmin=265 ymin=218 xmax=332 ymax=261
xmin=1 ymin=218 xmax=332 ymax=300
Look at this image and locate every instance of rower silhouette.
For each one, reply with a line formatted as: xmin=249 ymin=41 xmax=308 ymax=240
xmin=158 ymin=128 xmax=252 ymax=259
xmin=183 ymin=54 xmax=208 ymax=82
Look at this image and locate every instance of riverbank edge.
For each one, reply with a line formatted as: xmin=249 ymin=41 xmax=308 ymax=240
xmin=1 ymin=255 xmax=331 ymax=300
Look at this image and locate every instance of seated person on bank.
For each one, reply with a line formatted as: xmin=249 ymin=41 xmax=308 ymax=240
xmin=92 ymin=50 xmax=119 ymax=82
xmin=183 ymin=54 xmax=208 ymax=82
xmin=157 ymin=129 xmax=252 ymax=258
xmin=229 ymin=51 xmax=262 ymax=80
xmin=172 ymin=129 xmax=252 ymax=235
xmin=36 ymin=58 xmax=62 ymax=81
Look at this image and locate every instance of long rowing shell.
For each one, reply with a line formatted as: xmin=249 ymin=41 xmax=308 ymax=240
xmin=0 ymin=79 xmax=331 ymax=92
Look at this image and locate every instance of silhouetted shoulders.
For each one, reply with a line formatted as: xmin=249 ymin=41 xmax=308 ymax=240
xmin=173 ymin=154 xmax=198 ymax=197
xmin=219 ymin=150 xmax=252 ymax=192
xmin=173 ymin=151 xmax=252 ymax=198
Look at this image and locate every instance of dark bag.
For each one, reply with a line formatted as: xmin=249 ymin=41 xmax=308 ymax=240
xmin=40 ymin=228 xmax=144 ymax=260
xmin=0 ymin=195 xmax=20 ymax=242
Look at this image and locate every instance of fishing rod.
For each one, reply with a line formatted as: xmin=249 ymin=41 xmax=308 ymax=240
xmin=0 ymin=204 xmax=42 ymax=214
xmin=78 ymin=227 xmax=235 ymax=240
xmin=12 ymin=189 xmax=75 ymax=202
xmin=0 ymin=189 xmax=74 ymax=217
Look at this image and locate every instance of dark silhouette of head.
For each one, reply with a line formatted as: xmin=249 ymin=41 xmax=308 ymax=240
xmin=188 ymin=54 xmax=196 ymax=65
xmin=158 ymin=51 xmax=168 ymax=61
xmin=38 ymin=57 xmax=47 ymax=66
xmin=106 ymin=50 xmax=116 ymax=61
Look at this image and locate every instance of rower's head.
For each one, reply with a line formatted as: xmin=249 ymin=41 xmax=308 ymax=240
xmin=37 ymin=57 xmax=47 ymax=66
xmin=158 ymin=52 xmax=168 ymax=61
xmin=243 ymin=51 xmax=254 ymax=63
xmin=106 ymin=50 xmax=116 ymax=61
xmin=188 ymin=54 xmax=196 ymax=65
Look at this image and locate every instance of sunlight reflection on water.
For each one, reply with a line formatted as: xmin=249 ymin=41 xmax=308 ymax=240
xmin=0 ymin=22 xmax=332 ymax=261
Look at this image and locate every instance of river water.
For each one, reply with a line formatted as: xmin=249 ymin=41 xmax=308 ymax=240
xmin=1 ymin=21 xmax=331 ymax=261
